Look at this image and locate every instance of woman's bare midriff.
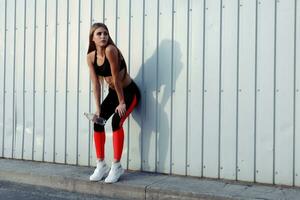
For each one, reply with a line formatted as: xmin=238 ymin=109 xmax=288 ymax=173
xmin=103 ymin=69 xmax=132 ymax=90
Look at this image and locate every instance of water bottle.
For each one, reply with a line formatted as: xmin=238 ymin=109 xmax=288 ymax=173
xmin=84 ymin=112 xmax=107 ymax=125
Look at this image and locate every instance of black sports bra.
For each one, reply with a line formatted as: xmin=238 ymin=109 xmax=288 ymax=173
xmin=93 ymin=50 xmax=126 ymax=77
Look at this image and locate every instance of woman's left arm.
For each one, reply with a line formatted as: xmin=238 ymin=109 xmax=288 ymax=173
xmin=105 ymin=45 xmax=126 ymax=117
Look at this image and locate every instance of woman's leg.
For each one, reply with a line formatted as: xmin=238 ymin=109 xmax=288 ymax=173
xmin=104 ymin=82 xmax=140 ymax=183
xmin=93 ymin=91 xmax=118 ymax=160
xmin=111 ymin=95 xmax=138 ymax=161
xmin=90 ymin=91 xmax=118 ymax=181
xmin=93 ymin=118 xmax=107 ymax=161
xmin=111 ymin=82 xmax=139 ymax=161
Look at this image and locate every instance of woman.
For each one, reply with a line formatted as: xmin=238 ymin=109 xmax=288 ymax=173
xmin=87 ymin=23 xmax=140 ymax=183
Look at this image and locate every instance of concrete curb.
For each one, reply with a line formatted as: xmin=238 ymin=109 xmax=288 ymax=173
xmin=0 ymin=159 xmax=147 ymax=199
xmin=1 ymin=159 xmax=300 ymax=200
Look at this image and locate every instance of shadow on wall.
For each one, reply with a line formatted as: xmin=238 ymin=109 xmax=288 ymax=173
xmin=132 ymin=39 xmax=182 ymax=172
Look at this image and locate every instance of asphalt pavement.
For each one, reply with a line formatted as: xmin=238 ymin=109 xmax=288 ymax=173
xmin=0 ymin=180 xmax=123 ymax=200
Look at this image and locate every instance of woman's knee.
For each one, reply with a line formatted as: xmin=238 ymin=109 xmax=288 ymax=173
xmin=111 ymin=114 xmax=122 ymax=131
xmin=94 ymin=123 xmax=105 ymax=132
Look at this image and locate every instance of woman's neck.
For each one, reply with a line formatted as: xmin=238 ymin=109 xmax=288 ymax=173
xmin=96 ymin=46 xmax=105 ymax=56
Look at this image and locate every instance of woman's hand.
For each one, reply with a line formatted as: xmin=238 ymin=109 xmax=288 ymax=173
xmin=115 ymin=103 xmax=126 ymax=117
xmin=95 ymin=109 xmax=101 ymax=117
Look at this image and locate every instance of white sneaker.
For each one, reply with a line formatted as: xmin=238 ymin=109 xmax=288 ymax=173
xmin=89 ymin=160 xmax=110 ymax=181
xmin=104 ymin=162 xmax=124 ymax=183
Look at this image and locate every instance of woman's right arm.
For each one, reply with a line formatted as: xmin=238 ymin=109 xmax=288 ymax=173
xmin=87 ymin=53 xmax=101 ymax=115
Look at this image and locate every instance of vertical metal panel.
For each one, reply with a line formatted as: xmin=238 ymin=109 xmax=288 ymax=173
xmin=219 ymin=0 xmax=238 ymax=180
xmin=23 ymin=0 xmax=35 ymax=161
xmin=141 ymin=0 xmax=158 ymax=172
xmin=171 ymin=0 xmax=188 ymax=175
xmin=256 ymin=0 xmax=275 ymax=184
xmin=54 ymin=0 xmax=68 ymax=164
xmin=117 ymin=0 xmax=130 ymax=169
xmin=202 ymin=0 xmax=221 ymax=178
xmin=295 ymin=0 xmax=300 ymax=187
xmin=53 ymin=0 xmax=58 ymax=163
xmin=171 ymin=1 xmax=189 ymax=175
xmin=186 ymin=0 xmax=191 ymax=176
xmin=187 ymin=0 xmax=203 ymax=177
xmin=0 ymin=0 xmax=6 ymax=157
xmin=44 ymin=0 xmax=56 ymax=162
xmin=77 ymin=0 xmax=91 ymax=166
xmin=274 ymin=0 xmax=295 ymax=185
xmin=21 ymin=0 xmax=27 ymax=160
xmin=105 ymin=0 xmax=116 ymax=41
xmin=11 ymin=0 xmax=17 ymax=159
xmin=156 ymin=0 xmax=172 ymax=174
xmin=42 ymin=0 xmax=47 ymax=162
xmin=33 ymin=0 xmax=46 ymax=161
xmin=237 ymin=0 xmax=256 ymax=182
xmin=294 ymin=0 xmax=298 ymax=185
xmin=128 ymin=0 xmax=143 ymax=170
xmin=66 ymin=0 xmax=79 ymax=165
xmin=64 ymin=0 xmax=70 ymax=164
xmin=92 ymin=0 xmax=104 ymax=22
xmin=14 ymin=0 xmax=26 ymax=159
xmin=200 ymin=0 xmax=206 ymax=178
xmin=88 ymin=0 xmax=92 ymax=167
xmin=75 ymin=0 xmax=81 ymax=166
xmin=4 ymin=0 xmax=15 ymax=158
xmin=31 ymin=0 xmax=36 ymax=160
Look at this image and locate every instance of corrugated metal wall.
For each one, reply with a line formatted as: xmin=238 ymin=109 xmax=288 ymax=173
xmin=0 ymin=0 xmax=299 ymax=186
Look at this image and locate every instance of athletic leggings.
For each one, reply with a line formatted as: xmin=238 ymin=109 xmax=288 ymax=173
xmin=93 ymin=81 xmax=140 ymax=160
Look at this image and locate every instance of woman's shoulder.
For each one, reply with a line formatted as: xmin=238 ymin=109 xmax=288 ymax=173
xmin=105 ymin=44 xmax=118 ymax=55
xmin=87 ymin=50 xmax=96 ymax=64
xmin=87 ymin=50 xmax=96 ymax=59
xmin=87 ymin=50 xmax=96 ymax=58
